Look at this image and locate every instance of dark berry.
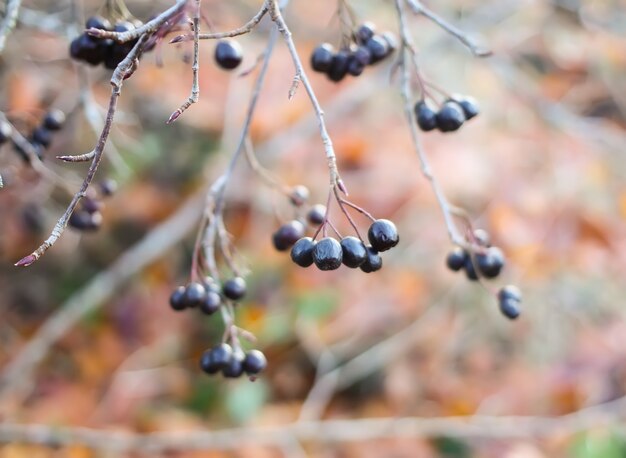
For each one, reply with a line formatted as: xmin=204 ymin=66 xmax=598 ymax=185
xmin=199 ymin=349 xmax=220 ymax=374
xmin=0 ymin=120 xmax=12 ymax=144
xmin=200 ymin=291 xmax=222 ymax=315
xmin=473 ymin=229 xmax=491 ymax=247
xmin=367 ymin=219 xmax=399 ymax=252
xmin=347 ymin=57 xmax=365 ymax=77
xmin=43 ymin=109 xmax=66 ymax=131
xmin=99 ymin=178 xmax=118 ymax=197
xmin=365 ymin=36 xmax=389 ymax=64
xmin=381 ymin=31 xmax=398 ymax=53
xmin=415 ymin=100 xmax=437 ymax=132
xmin=272 ymin=220 xmax=305 ymax=251
xmin=353 ymin=46 xmax=372 ymax=66
xmin=464 ymin=255 xmax=479 ymax=281
xmin=360 ymin=246 xmax=383 ymax=273
xmin=311 ymin=43 xmax=334 ymax=73
xmin=222 ymin=348 xmax=245 ymax=378
xmin=222 ymin=276 xmax=247 ymax=301
xmin=307 ymin=204 xmax=326 ymax=225
xmin=68 ymin=210 xmax=101 ymax=231
xmin=436 ymin=101 xmax=465 ymax=132
xmin=475 ymin=246 xmax=505 ymax=279
xmin=289 ymin=185 xmax=309 ymax=206
xmin=208 ymin=343 xmax=234 ymax=371
xmin=85 ymin=15 xmax=112 ymax=32
xmin=446 ymin=247 xmax=467 ymax=272
xmin=498 ymin=286 xmax=522 ymax=320
xmin=291 ymin=237 xmax=316 ymax=267
xmin=169 ymin=286 xmax=187 ymax=311
xmin=454 ymin=96 xmax=479 ymax=120
xmin=356 ymin=22 xmax=376 ymax=44
xmin=312 ymin=237 xmax=343 ymax=271
xmin=82 ymin=197 xmax=103 ymax=214
xmin=327 ymin=50 xmax=350 ymax=82
xmin=70 ymin=34 xmax=106 ymax=65
xmin=31 ymin=127 xmax=52 ymax=148
xmin=183 ymin=282 xmax=206 ymax=307
xmin=243 ymin=349 xmax=267 ymax=375
xmin=340 ymin=236 xmax=367 ymax=268
xmin=215 ymin=39 xmax=243 ymax=70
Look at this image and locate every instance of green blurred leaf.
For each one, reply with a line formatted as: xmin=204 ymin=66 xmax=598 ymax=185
xmin=570 ymin=430 xmax=626 ymax=458
xmin=226 ymin=379 xmax=269 ymax=424
xmin=431 ymin=436 xmax=472 ymax=458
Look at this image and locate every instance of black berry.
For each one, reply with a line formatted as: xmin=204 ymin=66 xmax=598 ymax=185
xmin=307 ymin=204 xmax=326 ymax=226
xmin=222 ymin=347 xmax=245 ymax=378
xmin=243 ymin=349 xmax=267 ymax=375
xmin=291 ymin=237 xmax=316 ymax=267
xmin=340 ymin=236 xmax=367 ymax=268
xmin=184 ymin=282 xmax=206 ymax=307
xmin=169 ymin=286 xmax=187 ymax=311
xmin=327 ymin=50 xmax=350 ymax=82
xmin=200 ymin=291 xmax=222 ymax=315
xmin=215 ymin=39 xmax=243 ymax=70
xmin=454 ymin=96 xmax=479 ymax=120
xmin=43 ymin=109 xmax=66 ymax=131
xmin=360 ymin=246 xmax=383 ymax=273
xmin=446 ymin=247 xmax=467 ymax=272
xmin=473 ymin=229 xmax=491 ymax=247
xmin=99 ymin=178 xmax=118 ymax=197
xmin=311 ymin=43 xmax=334 ymax=73
xmin=436 ymin=101 xmax=465 ymax=132
xmin=31 ymin=127 xmax=52 ymax=148
xmin=85 ymin=15 xmax=112 ymax=32
xmin=313 ymin=237 xmax=343 ymax=271
xmin=289 ymin=185 xmax=309 ymax=206
xmin=475 ymin=246 xmax=505 ymax=279
xmin=367 ymin=219 xmax=399 ymax=252
xmin=0 ymin=120 xmax=12 ymax=144
xmin=498 ymin=285 xmax=522 ymax=320
xmin=353 ymin=46 xmax=372 ymax=66
xmin=82 ymin=197 xmax=103 ymax=214
xmin=200 ymin=349 xmax=221 ymax=374
xmin=381 ymin=31 xmax=398 ymax=53
xmin=222 ymin=276 xmax=247 ymax=301
xmin=201 ymin=343 xmax=233 ymax=375
xmin=347 ymin=56 xmax=366 ymax=77
xmin=272 ymin=220 xmax=305 ymax=251
xmin=68 ymin=210 xmax=102 ymax=231
xmin=415 ymin=101 xmax=437 ymax=132
xmin=356 ymin=22 xmax=376 ymax=44
xmin=365 ymin=36 xmax=389 ymax=64
xmin=464 ymin=255 xmax=479 ymax=281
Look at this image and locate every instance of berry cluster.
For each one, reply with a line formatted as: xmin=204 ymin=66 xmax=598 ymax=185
xmin=414 ymin=95 xmax=479 ymax=133
xmin=214 ymin=39 xmax=243 ymax=70
xmin=200 ymin=343 xmax=267 ymax=379
xmin=70 ymin=16 xmax=148 ymax=69
xmin=68 ymin=179 xmax=117 ymax=231
xmin=310 ymin=22 xmax=396 ymax=82
xmin=169 ymin=276 xmax=247 ymax=316
xmin=497 ymin=285 xmax=521 ymax=320
xmin=1 ymin=109 xmax=66 ymax=162
xmin=445 ymin=230 xmax=505 ymax=281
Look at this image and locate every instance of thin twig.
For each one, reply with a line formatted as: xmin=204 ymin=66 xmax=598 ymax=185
xmin=0 ymin=0 xmax=22 ymax=53
xmin=405 ymin=0 xmax=492 ymax=57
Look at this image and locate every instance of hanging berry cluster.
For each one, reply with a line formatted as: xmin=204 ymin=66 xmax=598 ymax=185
xmin=68 ymin=179 xmax=117 ymax=232
xmin=414 ymin=95 xmax=479 ymax=133
xmin=310 ymin=22 xmax=397 ymax=82
xmin=0 ymin=109 xmax=66 ymax=163
xmin=200 ymin=344 xmax=267 ymax=379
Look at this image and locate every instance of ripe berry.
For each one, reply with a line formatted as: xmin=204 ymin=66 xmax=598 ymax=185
xmin=243 ymin=349 xmax=267 ymax=376
xmin=272 ymin=220 xmax=305 ymax=251
xmin=340 ymin=236 xmax=367 ymax=268
xmin=475 ymin=247 xmax=505 ymax=279
xmin=311 ymin=43 xmax=334 ymax=73
xmin=184 ymin=282 xmax=206 ymax=307
xmin=68 ymin=210 xmax=101 ymax=231
xmin=353 ymin=46 xmax=372 ymax=66
xmin=415 ymin=101 xmax=437 ymax=132
xmin=356 ymin=22 xmax=376 ymax=44
xmin=473 ymin=229 xmax=491 ymax=247
xmin=222 ymin=276 xmax=247 ymax=301
xmin=436 ymin=101 xmax=465 ymax=132
xmin=381 ymin=31 xmax=398 ymax=53
xmin=365 ymin=36 xmax=389 ymax=63
xmin=0 ymin=120 xmax=12 ymax=144
xmin=99 ymin=178 xmax=118 ymax=197
xmin=199 ymin=350 xmax=220 ymax=374
xmin=367 ymin=219 xmax=399 ymax=252
xmin=200 ymin=291 xmax=222 ymax=315
xmin=222 ymin=347 xmax=245 ymax=378
xmin=313 ymin=237 xmax=343 ymax=271
xmin=291 ymin=237 xmax=316 ymax=267
xmin=347 ymin=57 xmax=365 ymax=77
xmin=454 ymin=96 xmax=479 ymax=120
xmin=328 ymin=50 xmax=350 ymax=82
xmin=82 ymin=197 xmax=103 ymax=214
xmin=201 ymin=343 xmax=233 ymax=375
xmin=43 ymin=109 xmax=66 ymax=131
xmin=31 ymin=127 xmax=52 ymax=148
xmin=498 ymin=285 xmax=522 ymax=320
xmin=85 ymin=15 xmax=112 ymax=32
xmin=289 ymin=185 xmax=309 ymax=206
xmin=215 ymin=39 xmax=243 ymax=70
xmin=446 ymin=247 xmax=467 ymax=272
xmin=464 ymin=255 xmax=479 ymax=281
xmin=360 ymin=246 xmax=382 ymax=273
xmin=306 ymin=204 xmax=326 ymax=226
xmin=169 ymin=286 xmax=187 ymax=311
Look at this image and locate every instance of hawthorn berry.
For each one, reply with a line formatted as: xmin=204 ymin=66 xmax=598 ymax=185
xmin=199 ymin=349 xmax=220 ymax=374
xmin=43 ymin=109 xmax=66 ymax=131
xmin=367 ymin=219 xmax=399 ymax=252
xmin=68 ymin=210 xmax=102 ymax=231
xmin=356 ymin=22 xmax=376 ymax=44
xmin=360 ymin=246 xmax=382 ymax=273
xmin=201 ymin=343 xmax=234 ymax=375
xmin=446 ymin=247 xmax=467 ymax=272
xmin=340 ymin=236 xmax=367 ymax=268
xmin=243 ymin=349 xmax=267 ymax=376
xmin=436 ymin=101 xmax=465 ymax=132
xmin=0 ymin=120 xmax=12 ymax=144
xmin=222 ymin=347 xmax=246 ymax=378
xmin=223 ymin=276 xmax=247 ymax=301
xmin=272 ymin=220 xmax=305 ymax=251
xmin=454 ymin=96 xmax=479 ymax=120
xmin=347 ymin=57 xmax=366 ymax=77
xmin=353 ymin=46 xmax=372 ymax=66
xmin=365 ymin=36 xmax=389 ymax=64
xmin=463 ymin=255 xmax=479 ymax=281
xmin=183 ymin=282 xmax=206 ymax=307
xmin=215 ymin=40 xmax=243 ymax=70
xmin=475 ymin=246 xmax=505 ymax=279
xmin=306 ymin=204 xmax=326 ymax=226
xmin=498 ymin=285 xmax=522 ymax=320
xmin=313 ymin=237 xmax=343 ymax=271
xmin=311 ymin=43 xmax=334 ymax=72
xmin=200 ymin=290 xmax=222 ymax=315
xmin=415 ymin=101 xmax=438 ymax=132
xmin=85 ymin=15 xmax=112 ymax=31
xmin=291 ymin=237 xmax=316 ymax=267
xmin=328 ymin=50 xmax=350 ymax=82
xmin=169 ymin=286 xmax=187 ymax=311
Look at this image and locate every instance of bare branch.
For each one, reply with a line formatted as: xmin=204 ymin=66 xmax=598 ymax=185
xmin=405 ymin=0 xmax=492 ymax=57
xmin=0 ymin=0 xmax=21 ymax=53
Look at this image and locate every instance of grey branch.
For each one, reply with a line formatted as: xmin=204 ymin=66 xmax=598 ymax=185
xmin=0 ymin=0 xmax=21 ymax=53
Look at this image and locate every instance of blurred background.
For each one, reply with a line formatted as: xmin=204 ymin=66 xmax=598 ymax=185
xmin=1 ymin=0 xmax=626 ymax=456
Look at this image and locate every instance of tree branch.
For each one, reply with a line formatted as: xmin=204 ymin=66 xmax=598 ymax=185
xmin=0 ymin=0 xmax=21 ymax=53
